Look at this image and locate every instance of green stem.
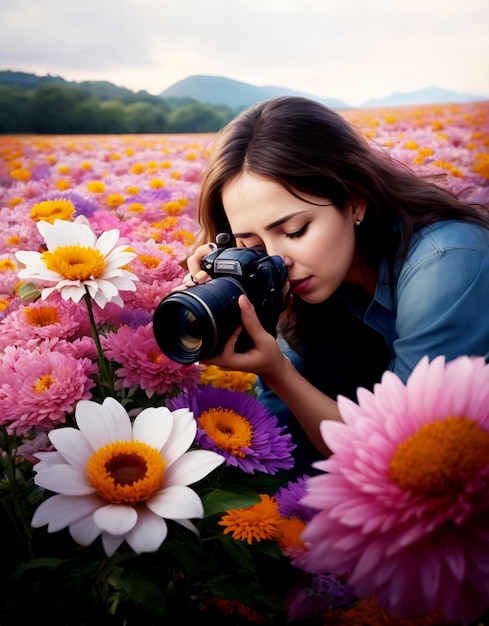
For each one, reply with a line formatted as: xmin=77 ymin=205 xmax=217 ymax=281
xmin=83 ymin=289 xmax=115 ymax=398
xmin=0 ymin=426 xmax=34 ymax=558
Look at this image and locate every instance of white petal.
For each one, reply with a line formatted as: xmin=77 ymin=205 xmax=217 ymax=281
xmin=132 ymin=407 xmax=174 ymax=450
xmin=58 ymin=284 xmax=86 ymax=303
xmin=164 ymin=449 xmax=224 ymax=487
xmin=104 ymin=274 xmax=138 ymax=290
xmin=102 ymin=532 xmax=126 ymax=557
xmin=125 ymin=508 xmax=168 ymax=553
xmin=147 ymin=485 xmax=203 ymax=520
xmin=70 ymin=514 xmax=103 ymax=546
xmin=31 ymin=493 xmax=102 ymax=532
xmin=94 ymin=229 xmax=120 ymax=254
xmin=76 ymin=397 xmax=132 ymax=448
xmin=41 ymin=219 xmax=96 ymax=249
xmin=34 ymin=450 xmax=65 ymax=467
xmin=93 ymin=503 xmax=138 ymax=534
xmin=48 ymin=427 xmax=93 ymax=471
xmin=89 ymin=278 xmax=119 ymax=298
xmin=173 ymin=518 xmax=199 ymax=534
xmin=160 ymin=409 xmax=196 ymax=467
xmin=15 ymin=250 xmax=41 ymax=267
xmin=34 ymin=464 xmax=94 ymax=495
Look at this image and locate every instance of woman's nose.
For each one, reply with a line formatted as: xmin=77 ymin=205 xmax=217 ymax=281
xmin=263 ymin=242 xmax=292 ymax=267
xmin=282 ymin=255 xmax=293 ymax=267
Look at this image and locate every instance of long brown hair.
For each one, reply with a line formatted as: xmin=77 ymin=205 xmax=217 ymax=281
xmin=195 ymin=96 xmax=488 ymax=348
xmin=196 ymin=96 xmax=488 ymax=269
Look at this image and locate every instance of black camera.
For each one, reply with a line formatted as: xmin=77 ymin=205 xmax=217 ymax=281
xmin=153 ymin=235 xmax=288 ymax=364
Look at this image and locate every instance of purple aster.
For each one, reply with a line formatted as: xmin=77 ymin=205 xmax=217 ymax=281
xmin=44 ymin=191 xmax=99 ymax=217
xmin=287 ymin=572 xmax=356 ymax=621
xmin=275 ymin=475 xmax=318 ymax=523
xmin=168 ymin=386 xmax=296 ymax=475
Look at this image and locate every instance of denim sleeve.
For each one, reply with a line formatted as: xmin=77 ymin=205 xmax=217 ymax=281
xmin=256 ymin=338 xmax=324 ymax=476
xmin=393 ymin=246 xmax=489 ymax=382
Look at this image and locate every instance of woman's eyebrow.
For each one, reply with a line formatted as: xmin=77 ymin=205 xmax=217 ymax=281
xmin=233 ymin=211 xmax=307 ymax=238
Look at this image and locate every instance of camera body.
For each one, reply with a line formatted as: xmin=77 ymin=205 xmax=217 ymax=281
xmin=153 ymin=241 xmax=287 ymax=364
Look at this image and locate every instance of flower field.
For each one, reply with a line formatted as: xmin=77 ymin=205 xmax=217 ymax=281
xmin=0 ymin=100 xmax=489 ymax=625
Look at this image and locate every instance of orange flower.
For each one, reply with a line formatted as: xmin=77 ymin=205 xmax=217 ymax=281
xmin=219 ymin=494 xmax=282 ymax=544
xmin=200 ymin=364 xmax=256 ymax=393
xmin=205 ymin=598 xmax=267 ymax=623
xmin=320 ymin=597 xmax=445 ymax=625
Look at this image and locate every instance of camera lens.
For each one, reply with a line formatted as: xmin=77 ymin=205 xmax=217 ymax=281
xmin=177 ymin=309 xmax=203 ymax=351
xmin=153 ymin=278 xmax=245 ymax=364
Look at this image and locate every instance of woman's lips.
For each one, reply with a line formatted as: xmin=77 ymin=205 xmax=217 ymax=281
xmin=289 ymin=277 xmax=312 ymax=295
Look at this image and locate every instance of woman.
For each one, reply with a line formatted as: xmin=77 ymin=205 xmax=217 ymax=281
xmin=184 ymin=96 xmax=489 ymax=462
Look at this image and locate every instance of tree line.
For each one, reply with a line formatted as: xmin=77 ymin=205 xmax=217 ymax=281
xmin=0 ymin=83 xmax=237 ymax=134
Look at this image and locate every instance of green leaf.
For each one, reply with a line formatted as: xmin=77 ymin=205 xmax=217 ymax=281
xmin=214 ymin=532 xmax=257 ymax=573
xmin=115 ymin=569 xmax=167 ymax=615
xmin=201 ymin=488 xmax=261 ymax=516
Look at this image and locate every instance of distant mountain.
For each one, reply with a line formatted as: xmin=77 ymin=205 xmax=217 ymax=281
xmin=362 ymin=86 xmax=487 ymax=108
xmin=2 ymin=70 xmax=487 ymax=111
xmin=158 ymin=75 xmax=349 ymax=110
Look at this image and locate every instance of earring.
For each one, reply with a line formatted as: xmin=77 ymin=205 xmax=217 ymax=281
xmin=355 ymin=219 xmax=361 ymax=226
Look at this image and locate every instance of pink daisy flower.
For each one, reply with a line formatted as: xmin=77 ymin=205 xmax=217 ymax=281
xmin=299 ymin=355 xmax=489 ymax=626
xmin=124 ymin=278 xmax=184 ymax=313
xmin=128 ymin=239 xmax=185 ymax=284
xmin=0 ymin=298 xmax=82 ymax=351
xmin=0 ymin=345 xmax=98 ymax=436
xmin=101 ymin=323 xmax=200 ymax=398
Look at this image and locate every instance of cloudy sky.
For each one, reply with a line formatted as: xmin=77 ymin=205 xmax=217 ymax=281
xmin=1 ymin=0 xmax=488 ymax=107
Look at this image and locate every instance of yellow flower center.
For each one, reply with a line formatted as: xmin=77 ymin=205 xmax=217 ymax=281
xmin=30 ymin=199 xmax=75 ymax=224
xmin=34 ymin=374 xmax=55 ymax=393
xmin=148 ymin=349 xmax=163 ymax=365
xmin=24 ymin=305 xmax=59 ymax=326
xmin=0 ymin=258 xmax=16 ymax=272
xmin=198 ymin=408 xmax=253 ymax=457
xmin=138 ymin=254 xmax=161 ymax=269
xmin=41 ymin=246 xmax=106 ymax=281
xmin=389 ymin=416 xmax=489 ymax=497
xmin=87 ymin=440 xmax=165 ymax=504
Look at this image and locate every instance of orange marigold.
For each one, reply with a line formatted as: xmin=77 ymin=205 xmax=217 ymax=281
xmin=219 ymin=494 xmax=282 ymax=544
xmin=200 ymin=364 xmax=256 ymax=393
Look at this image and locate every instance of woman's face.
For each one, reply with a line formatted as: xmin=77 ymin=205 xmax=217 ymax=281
xmin=221 ymin=172 xmax=367 ymax=304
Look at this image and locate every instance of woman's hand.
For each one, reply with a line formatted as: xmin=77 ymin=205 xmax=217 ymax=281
xmin=182 ymin=242 xmax=218 ymax=287
xmin=201 ymin=295 xmax=287 ymax=381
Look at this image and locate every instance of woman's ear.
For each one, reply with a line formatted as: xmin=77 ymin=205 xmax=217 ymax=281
xmin=351 ymin=199 xmax=367 ymax=225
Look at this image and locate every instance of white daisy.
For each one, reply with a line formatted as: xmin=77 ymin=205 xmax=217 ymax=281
xmin=31 ymin=397 xmax=225 ymax=556
xmin=15 ymin=218 xmax=138 ymax=308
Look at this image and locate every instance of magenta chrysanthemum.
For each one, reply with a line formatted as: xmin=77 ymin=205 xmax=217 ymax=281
xmin=0 ymin=298 xmax=81 ymax=351
xmin=300 ymin=355 xmax=489 ymax=626
xmin=0 ymin=345 xmax=97 ymax=436
xmin=169 ymin=386 xmax=296 ymax=475
xmin=101 ymin=323 xmax=200 ymax=397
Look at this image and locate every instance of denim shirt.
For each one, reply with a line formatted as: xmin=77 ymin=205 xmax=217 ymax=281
xmin=257 ymin=220 xmax=489 ymax=473
xmin=350 ymin=220 xmax=489 ymax=382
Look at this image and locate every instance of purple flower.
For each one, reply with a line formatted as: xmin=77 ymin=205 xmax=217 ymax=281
xmin=169 ymin=386 xmax=296 ymax=475
xmin=275 ymin=475 xmax=318 ymax=523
